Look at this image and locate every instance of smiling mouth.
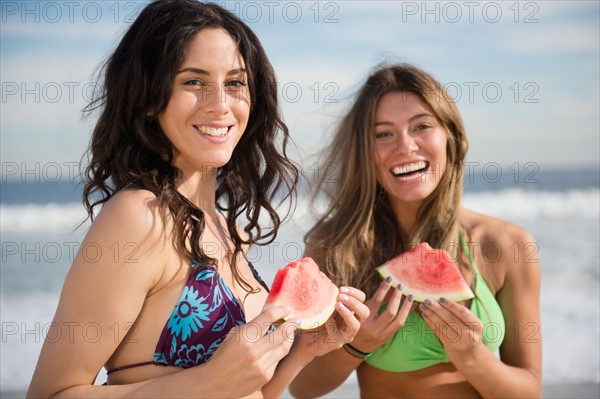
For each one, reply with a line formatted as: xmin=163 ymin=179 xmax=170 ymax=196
xmin=195 ymin=125 xmax=231 ymax=137
xmin=391 ymin=161 xmax=429 ymax=177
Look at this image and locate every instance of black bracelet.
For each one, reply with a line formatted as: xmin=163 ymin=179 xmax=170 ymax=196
xmin=343 ymin=343 xmax=372 ymax=359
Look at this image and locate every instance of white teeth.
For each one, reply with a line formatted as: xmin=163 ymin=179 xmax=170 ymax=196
xmin=197 ymin=126 xmax=228 ymax=137
xmin=391 ymin=161 xmax=427 ymax=176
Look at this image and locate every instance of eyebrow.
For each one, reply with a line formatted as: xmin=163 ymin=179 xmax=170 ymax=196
xmin=177 ymin=67 xmax=246 ymax=76
xmin=374 ymin=113 xmax=435 ymax=127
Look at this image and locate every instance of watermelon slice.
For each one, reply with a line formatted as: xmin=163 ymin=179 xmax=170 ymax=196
xmin=265 ymin=257 xmax=339 ymax=330
xmin=376 ymin=243 xmax=474 ymax=302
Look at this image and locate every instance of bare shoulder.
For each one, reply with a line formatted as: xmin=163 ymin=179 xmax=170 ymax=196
xmin=94 ymin=189 xmax=172 ymax=243
xmin=74 ymin=189 xmax=171 ymax=286
xmin=461 ymin=208 xmax=536 ymax=250
xmin=97 ymin=189 xmax=164 ymax=230
xmin=460 ymin=208 xmax=540 ymax=291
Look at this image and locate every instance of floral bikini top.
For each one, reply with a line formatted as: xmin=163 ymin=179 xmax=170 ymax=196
xmin=106 ymin=261 xmax=270 ymax=374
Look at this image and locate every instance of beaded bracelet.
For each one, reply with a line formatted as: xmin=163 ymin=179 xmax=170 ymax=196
xmin=342 ymin=343 xmax=373 ymax=359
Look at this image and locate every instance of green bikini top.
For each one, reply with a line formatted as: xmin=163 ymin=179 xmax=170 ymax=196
xmin=365 ymin=236 xmax=506 ymax=372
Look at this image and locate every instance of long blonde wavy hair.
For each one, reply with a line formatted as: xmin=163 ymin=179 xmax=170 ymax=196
xmin=307 ymin=64 xmax=470 ymax=297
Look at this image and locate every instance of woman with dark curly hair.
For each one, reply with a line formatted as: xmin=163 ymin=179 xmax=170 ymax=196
xmin=27 ymin=1 xmax=367 ymax=397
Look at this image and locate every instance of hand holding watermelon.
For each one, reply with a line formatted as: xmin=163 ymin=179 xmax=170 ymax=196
xmin=346 ymin=242 xmax=475 ymax=355
xmin=343 ymin=277 xmax=415 ymax=354
xmin=264 ymin=258 xmax=370 ymax=358
xmin=292 ymin=285 xmax=370 ymax=359
xmin=419 ymin=298 xmax=486 ymax=366
xmin=207 ymin=305 xmax=300 ymax=397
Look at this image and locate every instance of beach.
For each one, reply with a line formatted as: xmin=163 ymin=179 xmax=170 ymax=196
xmin=2 ymin=381 xmax=599 ymax=398
xmin=282 ymin=380 xmax=600 ymax=399
xmin=1 ymin=167 xmax=599 ymax=395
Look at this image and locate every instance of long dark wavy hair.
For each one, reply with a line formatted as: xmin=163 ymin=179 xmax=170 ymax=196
xmin=307 ymin=64 xmax=469 ymax=297
xmin=82 ymin=0 xmax=299 ymax=292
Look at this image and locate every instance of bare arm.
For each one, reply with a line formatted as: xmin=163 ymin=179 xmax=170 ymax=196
xmin=27 ymin=191 xmax=296 ymax=398
xmin=27 ymin=191 xmax=168 ymax=398
xmin=421 ymin=223 xmax=542 ymax=398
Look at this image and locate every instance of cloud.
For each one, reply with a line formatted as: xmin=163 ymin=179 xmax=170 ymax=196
xmin=503 ymin=24 xmax=599 ymax=54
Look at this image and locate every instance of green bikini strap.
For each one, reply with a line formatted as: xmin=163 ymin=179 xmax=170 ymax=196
xmin=459 ymin=232 xmax=481 ymax=277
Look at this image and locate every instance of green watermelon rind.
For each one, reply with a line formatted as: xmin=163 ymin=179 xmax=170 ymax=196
xmin=376 ymin=264 xmax=474 ymax=303
xmin=290 ymin=286 xmax=338 ymax=330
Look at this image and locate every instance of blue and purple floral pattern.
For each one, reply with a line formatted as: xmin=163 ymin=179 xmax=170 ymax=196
xmin=152 ymin=262 xmax=269 ymax=368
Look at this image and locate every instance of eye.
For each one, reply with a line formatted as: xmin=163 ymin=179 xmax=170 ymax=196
xmin=415 ymin=124 xmax=431 ymax=131
xmin=374 ymin=130 xmax=392 ymax=139
xmin=184 ymin=78 xmax=204 ymax=87
xmin=225 ymin=79 xmax=247 ymax=88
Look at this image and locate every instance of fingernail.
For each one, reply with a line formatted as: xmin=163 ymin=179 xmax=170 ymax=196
xmin=385 ymin=276 xmax=392 ymax=284
xmin=439 ymin=297 xmax=448 ymax=304
xmin=339 ymin=294 xmax=350 ymax=301
xmin=407 ymin=295 xmax=414 ymax=303
xmin=340 ymin=286 xmax=350 ymax=293
xmin=424 ymin=299 xmax=433 ymax=306
xmin=420 ymin=303 xmax=429 ymax=311
xmin=397 ymin=283 xmax=404 ymax=291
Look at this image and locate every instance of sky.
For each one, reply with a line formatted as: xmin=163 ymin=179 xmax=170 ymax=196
xmin=1 ymin=0 xmax=599 ymax=182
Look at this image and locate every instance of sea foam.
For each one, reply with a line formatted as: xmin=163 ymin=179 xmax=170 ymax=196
xmin=2 ymin=188 xmax=599 ymax=234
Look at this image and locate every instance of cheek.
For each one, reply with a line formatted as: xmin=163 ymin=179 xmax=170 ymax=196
xmin=429 ymin=132 xmax=448 ymax=163
xmin=373 ymin=148 xmax=388 ymax=181
xmin=158 ymin=95 xmax=186 ymax=128
xmin=235 ymin=101 xmax=251 ymax=126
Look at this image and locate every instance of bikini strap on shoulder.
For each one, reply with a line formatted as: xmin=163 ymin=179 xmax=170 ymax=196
xmin=459 ymin=231 xmax=481 ymax=277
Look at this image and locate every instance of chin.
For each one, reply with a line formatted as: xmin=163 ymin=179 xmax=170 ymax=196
xmin=201 ymin=153 xmax=235 ymax=169
xmin=391 ymin=187 xmax=438 ymax=205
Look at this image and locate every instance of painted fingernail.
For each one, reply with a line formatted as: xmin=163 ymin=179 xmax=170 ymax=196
xmin=385 ymin=276 xmax=392 ymax=284
xmin=424 ymin=299 xmax=433 ymax=306
xmin=439 ymin=297 xmax=448 ymax=304
xmin=397 ymin=283 xmax=404 ymax=291
xmin=420 ymin=303 xmax=429 ymax=311
xmin=407 ymin=295 xmax=414 ymax=303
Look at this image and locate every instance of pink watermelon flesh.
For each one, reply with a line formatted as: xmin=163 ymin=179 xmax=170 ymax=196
xmin=265 ymin=257 xmax=338 ymax=330
xmin=376 ymin=243 xmax=474 ymax=302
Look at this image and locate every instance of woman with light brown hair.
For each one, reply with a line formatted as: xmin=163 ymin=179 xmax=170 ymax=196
xmin=290 ymin=64 xmax=542 ymax=398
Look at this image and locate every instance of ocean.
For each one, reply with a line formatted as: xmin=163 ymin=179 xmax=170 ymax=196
xmin=1 ymin=166 xmax=599 ymax=393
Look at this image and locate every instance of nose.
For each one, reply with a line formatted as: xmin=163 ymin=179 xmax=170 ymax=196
xmin=203 ymin=83 xmax=229 ymax=115
xmin=395 ymin=131 xmax=418 ymax=155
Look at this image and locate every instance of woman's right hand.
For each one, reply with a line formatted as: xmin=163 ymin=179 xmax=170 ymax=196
xmin=347 ymin=277 xmax=414 ymax=353
xmin=204 ymin=305 xmax=298 ymax=397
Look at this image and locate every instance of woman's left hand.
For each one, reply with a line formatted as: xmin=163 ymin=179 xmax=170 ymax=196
xmin=419 ymin=298 xmax=486 ymax=364
xmin=293 ymin=286 xmax=370 ymax=358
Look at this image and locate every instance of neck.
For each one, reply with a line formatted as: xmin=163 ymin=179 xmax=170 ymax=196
xmin=389 ymin=198 xmax=421 ymax=241
xmin=175 ymin=166 xmax=219 ymax=215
